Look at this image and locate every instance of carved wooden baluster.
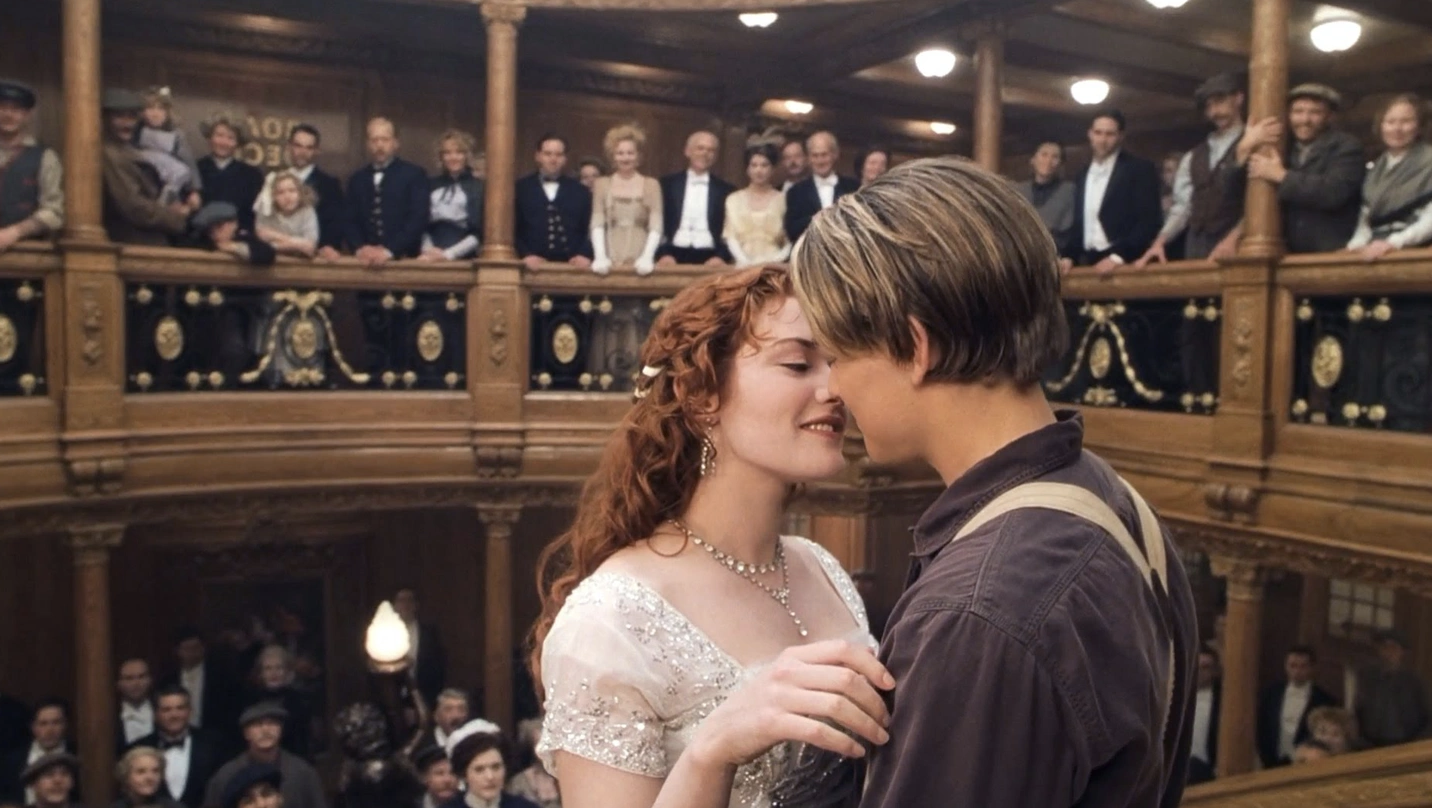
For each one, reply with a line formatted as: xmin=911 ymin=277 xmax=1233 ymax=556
xmin=1211 ymin=555 xmax=1266 ymax=778
xmin=71 ymin=525 xmax=124 ymax=804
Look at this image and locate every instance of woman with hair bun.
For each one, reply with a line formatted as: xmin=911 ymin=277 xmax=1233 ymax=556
xmin=532 ymin=266 xmax=890 ymax=808
xmin=590 ymin=124 xmax=662 ymax=276
xmin=723 ymin=142 xmax=790 ymax=268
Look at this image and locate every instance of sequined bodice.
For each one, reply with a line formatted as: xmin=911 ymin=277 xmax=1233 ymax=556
xmin=538 ymin=538 xmax=872 ymax=808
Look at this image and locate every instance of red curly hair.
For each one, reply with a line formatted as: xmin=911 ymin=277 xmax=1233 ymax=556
xmin=529 ymin=265 xmax=794 ymax=690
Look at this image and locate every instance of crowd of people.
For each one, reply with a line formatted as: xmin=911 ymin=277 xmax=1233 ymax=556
xmin=3 ymin=70 xmax=1427 ymax=273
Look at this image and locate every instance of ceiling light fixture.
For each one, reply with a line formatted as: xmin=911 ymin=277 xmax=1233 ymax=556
xmin=784 ymin=99 xmax=814 ymax=115
xmin=914 ymin=49 xmax=957 ymax=79
xmin=930 ymin=121 xmax=957 ymax=136
xmin=1145 ymin=0 xmax=1190 ymax=8
xmin=739 ymin=12 xmax=778 ymax=28
xmin=1070 ymin=79 xmax=1111 ymax=105
xmin=1310 ymin=19 xmax=1362 ymax=52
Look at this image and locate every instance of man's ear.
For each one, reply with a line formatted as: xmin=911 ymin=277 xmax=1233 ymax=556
xmin=908 ymin=316 xmax=933 ymax=386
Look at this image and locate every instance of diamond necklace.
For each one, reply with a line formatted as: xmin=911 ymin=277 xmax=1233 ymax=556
xmin=670 ymin=519 xmax=808 ymax=637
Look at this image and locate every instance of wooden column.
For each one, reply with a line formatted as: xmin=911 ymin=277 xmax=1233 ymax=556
xmin=62 ymin=0 xmax=104 ymax=244
xmin=481 ymin=1 xmax=524 ymax=262
xmin=71 ymin=525 xmax=123 ymax=805
xmin=973 ymin=29 xmax=1005 ymax=174
xmin=1240 ymin=0 xmax=1291 ymax=258
xmin=479 ymin=505 xmax=521 ymax=732
xmin=1211 ymin=556 xmax=1265 ymax=777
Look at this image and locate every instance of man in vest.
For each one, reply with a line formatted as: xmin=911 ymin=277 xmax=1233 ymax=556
xmin=1139 ymin=72 xmax=1248 ymax=265
xmin=0 ymin=79 xmax=64 ymax=253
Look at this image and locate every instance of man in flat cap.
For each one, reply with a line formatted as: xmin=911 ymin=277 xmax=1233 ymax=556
xmin=205 ymin=703 xmax=325 ymax=808
xmin=0 ymin=79 xmax=64 ymax=253
xmin=179 ymin=201 xmax=274 ymax=266
xmin=219 ymin=763 xmax=281 ymax=808
xmin=413 ymin=745 xmax=457 ymax=808
xmin=1139 ymin=71 xmax=1248 ymax=265
xmin=18 ymin=751 xmax=79 ymax=808
xmin=1232 ymin=82 xmax=1365 ymax=253
xmin=101 ymin=88 xmax=195 ymax=246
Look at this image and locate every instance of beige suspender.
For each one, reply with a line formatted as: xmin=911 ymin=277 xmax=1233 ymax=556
xmin=950 ymin=475 xmax=1176 ymax=738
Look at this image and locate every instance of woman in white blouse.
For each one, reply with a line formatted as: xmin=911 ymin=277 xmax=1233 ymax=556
xmin=1348 ymin=94 xmax=1432 ymax=260
xmin=722 ymin=143 xmax=789 ymax=268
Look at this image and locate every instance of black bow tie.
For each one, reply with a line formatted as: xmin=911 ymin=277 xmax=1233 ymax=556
xmin=159 ymin=737 xmax=187 ymax=750
xmin=540 ymin=175 xmax=560 ymax=184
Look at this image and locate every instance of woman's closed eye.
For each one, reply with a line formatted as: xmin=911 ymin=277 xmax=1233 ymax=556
xmin=781 ymin=362 xmax=812 ymax=374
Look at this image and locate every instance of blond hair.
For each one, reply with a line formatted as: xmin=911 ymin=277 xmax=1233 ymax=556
xmin=603 ymin=123 xmax=647 ymax=161
xmin=790 ymin=156 xmax=1067 ymax=386
xmin=434 ymin=128 xmax=476 ymax=169
xmin=269 ymin=170 xmax=316 ymax=210
xmin=115 ymin=746 xmax=165 ymax=787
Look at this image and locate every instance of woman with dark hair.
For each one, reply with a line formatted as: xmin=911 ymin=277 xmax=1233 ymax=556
xmin=443 ymin=722 xmax=539 ymax=808
xmin=532 ymin=266 xmax=891 ymax=808
xmin=722 ymin=143 xmax=790 ymax=267
xmin=855 ymin=146 xmax=890 ymax=186
xmin=111 ymin=747 xmax=182 ymax=808
xmin=1348 ymin=93 xmax=1432 ymax=259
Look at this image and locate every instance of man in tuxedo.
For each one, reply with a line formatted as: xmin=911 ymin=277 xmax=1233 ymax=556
xmin=197 ymin=112 xmax=265 ymax=234
xmin=780 ymin=139 xmax=808 ymax=192
xmin=162 ymin=627 xmax=240 ymax=750
xmin=130 ymin=684 xmax=224 ymax=808
xmin=1059 ymin=109 xmax=1163 ymax=276
xmin=394 ymin=588 xmax=447 ymax=708
xmin=1256 ymin=645 xmax=1336 ymax=768
xmin=284 ymin=124 xmax=346 ymax=259
xmin=656 ymin=130 xmax=733 ymax=267
xmin=0 ymin=699 xmax=73 ymax=804
xmin=1235 ymin=83 xmax=1365 ymax=254
xmin=420 ymin=689 xmax=470 ymax=752
xmin=514 ymin=134 xmax=593 ymax=269
xmin=1139 ymin=73 xmax=1248 ymax=265
xmin=117 ymin=658 xmax=155 ymax=749
xmin=784 ymin=131 xmax=859 ymax=243
xmin=344 ymin=116 xmax=430 ymax=266
xmin=1187 ymin=645 xmax=1221 ymax=784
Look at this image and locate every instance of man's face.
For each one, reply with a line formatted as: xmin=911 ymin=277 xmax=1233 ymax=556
xmin=1204 ymin=92 xmax=1245 ymax=130
xmin=1378 ymin=639 xmax=1406 ymax=669
xmin=155 ymin=694 xmax=192 ymax=736
xmin=367 ymin=120 xmax=398 ymax=165
xmin=423 ymin=760 xmax=457 ymax=802
xmin=1285 ymin=652 xmax=1314 ymax=685
xmin=117 ymin=660 xmax=152 ymax=703
xmin=807 ymin=136 xmax=836 ymax=178
xmin=435 ymin=696 xmax=469 ymax=733
xmin=208 ymin=124 xmax=239 ymax=160
xmin=32 ymin=706 xmax=65 ymax=749
xmin=177 ymin=637 xmax=205 ymax=669
xmin=535 ymin=138 xmax=567 ymax=177
xmin=1088 ymin=116 xmax=1123 ymax=161
xmin=782 ymin=142 xmax=807 ymax=180
xmin=0 ymin=100 xmax=31 ymax=140
xmin=1288 ymin=98 xmax=1332 ymax=145
xmin=685 ymin=133 xmax=718 ymax=174
xmin=208 ymin=220 xmax=239 ymax=246
xmin=107 ymin=111 xmax=139 ymax=143
xmin=243 ymin=718 xmax=283 ymax=753
xmin=32 ymin=767 xmax=73 ymax=806
xmin=288 ymin=131 xmax=318 ymax=170
xmin=394 ymin=589 xmax=418 ymax=622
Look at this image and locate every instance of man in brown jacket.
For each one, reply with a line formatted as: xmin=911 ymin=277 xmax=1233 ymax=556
xmin=101 ymin=88 xmax=192 ymax=245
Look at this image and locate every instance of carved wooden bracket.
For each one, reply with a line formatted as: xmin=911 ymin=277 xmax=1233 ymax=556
xmin=481 ymin=1 xmax=527 ymax=27
xmin=475 ymin=445 xmax=523 ymax=479
xmin=1203 ymin=482 xmax=1260 ymax=523
xmin=69 ymin=524 xmax=124 ymax=566
xmin=66 ymin=456 xmax=126 ymax=497
xmin=478 ymin=503 xmax=523 ymax=539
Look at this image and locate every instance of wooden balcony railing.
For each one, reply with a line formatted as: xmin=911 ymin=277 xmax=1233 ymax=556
xmin=1 ymin=243 xmax=1431 ymax=561
xmin=1182 ymin=739 xmax=1432 ymax=807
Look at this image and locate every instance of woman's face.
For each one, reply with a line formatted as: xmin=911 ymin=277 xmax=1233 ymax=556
xmin=441 ymin=139 xmax=470 ymax=176
xmin=126 ymin=754 xmax=162 ymax=799
xmin=465 ymin=749 xmax=505 ymax=802
xmin=860 ymin=151 xmax=889 ymax=184
xmin=747 ymin=154 xmax=773 ymax=187
xmin=1312 ymin=721 xmax=1349 ymax=753
xmin=259 ymin=654 xmax=289 ymax=689
xmin=238 ymin=783 xmax=280 ymax=808
xmin=142 ymin=103 xmax=168 ymax=130
xmin=578 ymin=164 xmax=601 ymax=189
xmin=612 ymin=139 xmax=639 ymax=173
xmin=273 ymin=178 xmax=301 ymax=215
xmin=712 ymin=296 xmax=847 ymax=485
xmin=1381 ymin=101 xmax=1421 ymax=153
xmin=208 ymin=124 xmax=239 ymax=159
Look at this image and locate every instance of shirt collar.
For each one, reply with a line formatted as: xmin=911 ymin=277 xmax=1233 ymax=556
xmin=372 ymin=159 xmax=393 ymax=173
xmin=291 ymin=164 xmax=315 ymax=181
xmin=1091 ymin=149 xmax=1120 ymax=171
xmin=540 ymin=174 xmax=561 ymax=184
xmin=122 ymin=701 xmax=151 ymax=715
xmin=1287 ymin=680 xmax=1312 ymax=694
xmin=815 ymin=172 xmax=838 ymax=187
xmin=912 ymin=411 xmax=1086 ymax=558
xmin=211 ymin=156 xmax=234 ymax=170
xmin=687 ymin=170 xmax=710 ymax=184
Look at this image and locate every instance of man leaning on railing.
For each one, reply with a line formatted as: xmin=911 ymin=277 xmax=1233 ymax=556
xmin=0 ymin=79 xmax=64 ymax=254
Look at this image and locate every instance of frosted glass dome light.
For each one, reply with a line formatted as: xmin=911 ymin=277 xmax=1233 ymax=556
xmin=739 ymin=12 xmax=778 ymax=28
xmin=1071 ymin=79 xmax=1112 ymax=106
xmin=784 ymin=99 xmax=814 ymax=115
xmin=930 ymin=121 xmax=957 ymax=136
xmin=914 ymin=49 xmax=957 ymax=79
xmin=1146 ymin=0 xmax=1190 ymax=8
xmin=1310 ymin=19 xmax=1362 ymax=52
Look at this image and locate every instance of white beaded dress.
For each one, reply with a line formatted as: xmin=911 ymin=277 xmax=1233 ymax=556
xmin=537 ymin=537 xmax=873 ymax=808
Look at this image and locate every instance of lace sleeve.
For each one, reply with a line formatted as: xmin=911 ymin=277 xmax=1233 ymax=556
xmin=537 ymin=583 xmax=669 ymax=780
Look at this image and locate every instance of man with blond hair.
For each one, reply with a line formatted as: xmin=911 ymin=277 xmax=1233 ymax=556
xmin=790 ymin=156 xmax=1199 ymax=807
xmin=784 ymin=130 xmax=858 ymax=242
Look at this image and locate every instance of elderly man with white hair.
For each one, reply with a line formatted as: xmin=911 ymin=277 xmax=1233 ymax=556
xmin=783 ymin=130 xmax=859 ymax=242
xmin=656 ymin=130 xmax=734 ymax=267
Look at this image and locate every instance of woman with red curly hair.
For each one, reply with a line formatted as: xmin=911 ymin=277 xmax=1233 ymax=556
xmin=531 ymin=265 xmax=892 ymax=808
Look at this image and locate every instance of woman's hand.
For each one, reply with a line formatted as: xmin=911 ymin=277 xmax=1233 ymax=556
xmin=686 ymin=640 xmax=894 ymax=769
xmin=1360 ymin=240 xmax=1396 ymax=262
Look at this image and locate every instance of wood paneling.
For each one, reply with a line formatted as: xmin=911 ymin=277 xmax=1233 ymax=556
xmin=0 ymin=535 xmax=74 ymax=705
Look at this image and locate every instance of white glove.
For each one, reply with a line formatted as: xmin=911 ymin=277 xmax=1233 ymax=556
xmin=635 ymin=230 xmax=662 ymax=276
xmin=591 ymin=227 xmax=611 ymax=275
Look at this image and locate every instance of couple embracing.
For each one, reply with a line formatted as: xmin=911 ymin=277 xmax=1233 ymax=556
xmin=530 ymin=158 xmax=1199 ymax=808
